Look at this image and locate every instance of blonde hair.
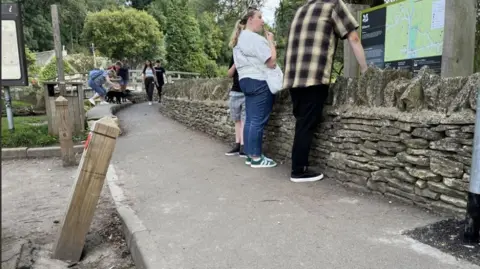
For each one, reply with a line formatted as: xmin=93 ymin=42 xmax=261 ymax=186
xmin=229 ymin=20 xmax=246 ymax=48
xmin=229 ymin=8 xmax=258 ymax=48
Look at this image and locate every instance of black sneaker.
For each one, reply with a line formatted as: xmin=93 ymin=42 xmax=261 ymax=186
xmin=239 ymin=145 xmax=247 ymax=158
xmin=290 ymin=168 xmax=324 ymax=183
xmin=225 ymin=143 xmax=240 ymax=156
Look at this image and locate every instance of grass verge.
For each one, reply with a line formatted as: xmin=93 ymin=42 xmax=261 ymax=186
xmin=2 ymin=116 xmax=88 ymax=148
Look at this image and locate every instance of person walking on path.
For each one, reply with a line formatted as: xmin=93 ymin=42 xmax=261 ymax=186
xmin=225 ymin=21 xmax=247 ymax=157
xmin=233 ymin=7 xmax=278 ymax=168
xmin=154 ymin=60 xmax=166 ymax=103
xmin=142 ymin=60 xmax=158 ymax=106
xmin=87 ymin=68 xmax=118 ymax=106
xmin=283 ymin=0 xmax=368 ymax=182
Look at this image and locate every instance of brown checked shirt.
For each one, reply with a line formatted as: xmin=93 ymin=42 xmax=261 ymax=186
xmin=283 ymin=0 xmax=359 ymax=88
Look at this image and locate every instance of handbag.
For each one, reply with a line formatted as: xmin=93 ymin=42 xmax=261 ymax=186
xmin=236 ymin=47 xmax=284 ymax=95
xmin=264 ymin=65 xmax=284 ymax=94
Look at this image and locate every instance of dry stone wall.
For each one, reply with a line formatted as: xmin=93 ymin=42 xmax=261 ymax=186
xmin=158 ymin=67 xmax=480 ymax=217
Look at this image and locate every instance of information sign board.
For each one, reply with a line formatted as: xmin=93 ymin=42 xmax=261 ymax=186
xmin=360 ymin=0 xmax=445 ymax=74
xmin=2 ymin=3 xmax=28 ymax=86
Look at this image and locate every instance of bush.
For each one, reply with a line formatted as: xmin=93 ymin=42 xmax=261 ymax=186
xmin=1 ymin=116 xmax=87 ymax=147
xmin=39 ymin=57 xmax=75 ymax=82
xmin=203 ymin=60 xmax=219 ymax=78
xmin=216 ymin=65 xmax=229 ymax=78
xmin=67 ymin=53 xmax=95 ymax=73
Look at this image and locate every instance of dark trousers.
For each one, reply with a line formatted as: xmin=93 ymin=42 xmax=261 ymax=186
xmin=290 ymin=84 xmax=329 ymax=174
xmin=156 ymin=83 xmax=163 ymax=102
xmin=144 ymin=77 xmax=155 ymax=101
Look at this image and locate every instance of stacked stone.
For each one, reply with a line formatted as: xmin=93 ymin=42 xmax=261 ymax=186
xmin=158 ymin=67 xmax=480 ymax=216
xmin=317 ymin=117 xmax=473 ymax=215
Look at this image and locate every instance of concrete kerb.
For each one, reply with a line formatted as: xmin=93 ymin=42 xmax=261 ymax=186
xmin=1 ymin=103 xmax=135 ymax=160
xmin=1 ymin=145 xmax=85 ymax=160
xmin=107 ymin=165 xmax=156 ymax=269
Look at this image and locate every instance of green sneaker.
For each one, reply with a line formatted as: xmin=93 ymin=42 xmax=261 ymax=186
xmin=250 ymin=155 xmax=277 ymax=168
xmin=245 ymin=157 xmax=252 ymax=166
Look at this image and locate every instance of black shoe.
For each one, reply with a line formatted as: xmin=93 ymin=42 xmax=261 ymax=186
xmin=225 ymin=143 xmax=240 ymax=156
xmin=239 ymin=145 xmax=247 ymax=158
xmin=290 ymin=168 xmax=324 ymax=183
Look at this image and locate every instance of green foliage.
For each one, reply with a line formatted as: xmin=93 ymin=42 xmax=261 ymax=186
xmin=216 ymin=65 xmax=229 ymax=77
xmin=1 ymin=116 xmax=56 ymax=147
xmin=203 ymin=60 xmax=220 ymax=78
xmin=198 ymin=12 xmax=224 ymax=61
xmin=146 ymin=0 xmax=169 ymax=33
xmin=12 ymin=0 xmax=122 ymax=51
xmin=1 ymin=116 xmax=88 ymax=147
xmin=39 ymin=57 xmax=75 ymax=82
xmin=67 ymin=54 xmax=95 ymax=73
xmin=25 ymin=47 xmax=40 ymax=78
xmin=82 ymin=8 xmax=164 ymax=63
xmin=165 ymin=0 xmax=207 ymax=73
xmin=274 ymin=0 xmax=305 ymax=68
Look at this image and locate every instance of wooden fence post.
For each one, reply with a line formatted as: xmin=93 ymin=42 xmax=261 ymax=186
xmin=55 ymin=96 xmax=75 ymax=167
xmin=51 ymin=5 xmax=66 ymax=96
xmin=52 ymin=117 xmax=120 ymax=262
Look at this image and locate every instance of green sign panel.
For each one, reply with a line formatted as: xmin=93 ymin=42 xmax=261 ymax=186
xmin=360 ymin=0 xmax=445 ymax=74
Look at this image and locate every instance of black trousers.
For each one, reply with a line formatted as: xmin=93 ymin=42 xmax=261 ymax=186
xmin=156 ymin=83 xmax=163 ymax=102
xmin=290 ymin=84 xmax=329 ymax=174
xmin=145 ymin=77 xmax=155 ymax=101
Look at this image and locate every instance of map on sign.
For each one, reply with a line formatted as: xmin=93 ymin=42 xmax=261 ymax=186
xmin=1 ymin=20 xmax=22 ymax=80
xmin=384 ymin=0 xmax=444 ymax=62
xmin=360 ymin=0 xmax=445 ymax=74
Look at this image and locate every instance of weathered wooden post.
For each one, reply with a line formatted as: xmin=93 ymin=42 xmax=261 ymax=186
xmin=55 ymin=96 xmax=75 ymax=166
xmin=52 ymin=117 xmax=120 ymax=262
xmin=51 ymin=4 xmax=66 ymax=96
xmin=441 ymin=0 xmax=476 ymax=77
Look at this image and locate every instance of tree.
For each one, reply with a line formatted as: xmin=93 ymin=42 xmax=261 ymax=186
xmin=129 ymin=0 xmax=153 ymax=9
xmin=146 ymin=0 xmax=169 ymax=33
xmin=198 ymin=12 xmax=224 ymax=61
xmin=81 ymin=8 xmax=164 ymax=64
xmin=165 ymin=0 xmax=208 ymax=73
xmin=9 ymin=0 xmax=121 ymax=52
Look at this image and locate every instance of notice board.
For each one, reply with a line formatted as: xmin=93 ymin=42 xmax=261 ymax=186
xmin=360 ymin=0 xmax=445 ymax=74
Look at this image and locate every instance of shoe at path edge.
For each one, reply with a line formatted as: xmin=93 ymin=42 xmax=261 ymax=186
xmin=290 ymin=169 xmax=324 ymax=183
xmin=225 ymin=143 xmax=241 ymax=156
xmin=250 ymin=155 xmax=277 ymax=168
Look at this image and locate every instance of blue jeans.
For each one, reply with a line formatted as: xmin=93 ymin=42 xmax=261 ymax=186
xmin=88 ymin=80 xmax=107 ymax=97
xmin=239 ymin=78 xmax=274 ymax=157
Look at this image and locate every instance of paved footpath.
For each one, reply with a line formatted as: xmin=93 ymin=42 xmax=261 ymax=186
xmin=111 ymin=103 xmax=479 ymax=269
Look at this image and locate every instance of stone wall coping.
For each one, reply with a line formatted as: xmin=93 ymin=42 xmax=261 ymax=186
xmin=162 ymin=68 xmax=480 ymax=119
xmin=326 ymin=106 xmax=476 ymax=125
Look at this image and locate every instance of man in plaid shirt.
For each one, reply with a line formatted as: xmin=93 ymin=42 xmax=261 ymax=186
xmin=284 ymin=0 xmax=368 ymax=183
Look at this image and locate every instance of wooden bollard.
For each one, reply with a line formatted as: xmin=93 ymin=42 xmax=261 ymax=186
xmin=52 ymin=117 xmax=120 ymax=262
xmin=55 ymin=96 xmax=75 ymax=166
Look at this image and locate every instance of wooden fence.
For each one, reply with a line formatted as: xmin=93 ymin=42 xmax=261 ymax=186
xmin=61 ymin=69 xmax=200 ymax=98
